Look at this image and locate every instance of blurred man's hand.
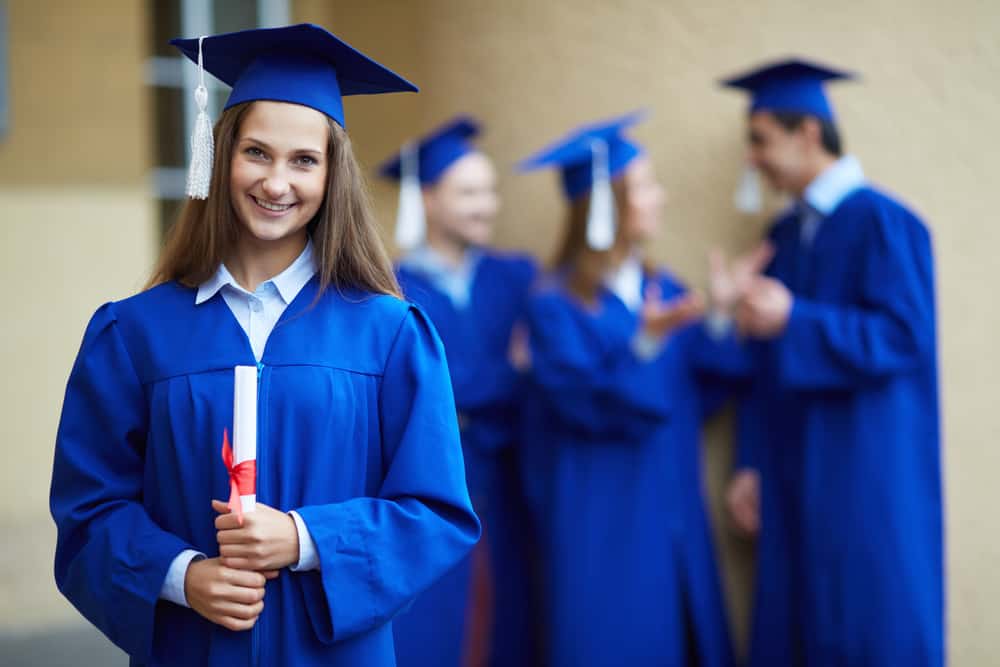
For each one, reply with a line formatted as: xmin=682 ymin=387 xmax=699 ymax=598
xmin=726 ymin=468 xmax=761 ymax=538
xmin=737 ymin=275 xmax=792 ymax=338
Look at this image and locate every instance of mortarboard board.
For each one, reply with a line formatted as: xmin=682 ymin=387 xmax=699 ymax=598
xmin=721 ymin=58 xmax=854 ymax=122
xmin=170 ymin=23 xmax=418 ymax=199
xmin=519 ymin=111 xmax=646 ymax=250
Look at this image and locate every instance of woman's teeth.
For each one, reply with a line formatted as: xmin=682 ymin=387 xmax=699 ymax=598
xmin=252 ymin=196 xmax=293 ymax=212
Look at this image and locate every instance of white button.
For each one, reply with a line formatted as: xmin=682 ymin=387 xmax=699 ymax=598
xmin=250 ymin=298 xmax=263 ymax=313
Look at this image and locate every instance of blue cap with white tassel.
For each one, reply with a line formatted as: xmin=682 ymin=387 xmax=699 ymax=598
xmin=378 ymin=116 xmax=481 ymax=250
xmin=518 ymin=111 xmax=646 ymax=250
xmin=170 ymin=23 xmax=418 ymax=200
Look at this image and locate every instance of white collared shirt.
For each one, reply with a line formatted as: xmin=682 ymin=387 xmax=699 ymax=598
xmin=399 ymin=243 xmax=482 ymax=309
xmin=195 ymin=239 xmax=318 ymax=361
xmin=798 ymin=155 xmax=866 ymax=245
xmin=605 ymin=253 xmax=644 ymax=313
xmin=604 ymin=253 xmax=666 ymax=360
xmin=160 ymin=240 xmax=321 ymax=609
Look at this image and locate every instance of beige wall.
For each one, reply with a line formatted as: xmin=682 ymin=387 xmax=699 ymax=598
xmin=0 ymin=0 xmax=157 ymax=629
xmin=304 ymin=1 xmax=1000 ymax=663
xmin=3 ymin=1 xmax=998 ymax=663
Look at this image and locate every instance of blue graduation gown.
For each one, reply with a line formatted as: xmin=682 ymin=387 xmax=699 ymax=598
xmin=698 ymin=186 xmax=943 ymax=666
xmin=393 ymin=251 xmax=541 ymax=667
xmin=524 ymin=271 xmax=735 ymax=667
xmin=49 ymin=278 xmax=480 ymax=667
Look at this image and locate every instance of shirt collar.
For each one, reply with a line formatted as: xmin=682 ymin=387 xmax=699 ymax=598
xmin=605 ymin=253 xmax=644 ymax=312
xmin=802 ymin=154 xmax=866 ymax=216
xmin=195 ymin=238 xmax=317 ymax=305
xmin=400 ymin=243 xmax=481 ymax=279
xmin=399 ymin=244 xmax=482 ymax=308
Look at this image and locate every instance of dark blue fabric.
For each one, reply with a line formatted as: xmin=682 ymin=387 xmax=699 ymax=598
xmin=170 ymin=24 xmax=418 ymax=128
xmin=50 ymin=279 xmax=479 ymax=666
xmin=695 ymin=187 xmax=943 ymax=666
xmin=523 ymin=271 xmax=735 ymax=667
xmin=393 ymin=252 xmax=541 ymax=667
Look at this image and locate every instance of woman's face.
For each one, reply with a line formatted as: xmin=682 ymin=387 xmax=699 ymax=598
xmin=229 ymin=101 xmax=329 ymax=246
xmin=620 ymin=155 xmax=666 ymax=244
xmin=423 ymin=152 xmax=500 ymax=248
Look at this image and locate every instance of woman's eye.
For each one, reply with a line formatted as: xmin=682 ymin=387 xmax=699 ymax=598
xmin=245 ymin=147 xmax=266 ymax=159
xmin=294 ymin=155 xmax=319 ymax=167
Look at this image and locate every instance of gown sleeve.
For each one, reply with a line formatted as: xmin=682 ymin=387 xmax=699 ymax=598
xmin=450 ymin=346 xmax=521 ymax=415
xmin=293 ymin=305 xmax=481 ymax=644
xmin=525 ymin=291 xmax=671 ymax=438
xmin=775 ymin=206 xmax=935 ymax=391
xmin=50 ymin=303 xmax=194 ymax=661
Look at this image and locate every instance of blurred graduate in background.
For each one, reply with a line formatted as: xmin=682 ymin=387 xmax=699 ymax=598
xmin=380 ymin=117 xmax=541 ymax=667
xmin=518 ymin=112 xmax=735 ymax=667
xmin=702 ymin=59 xmax=943 ymax=666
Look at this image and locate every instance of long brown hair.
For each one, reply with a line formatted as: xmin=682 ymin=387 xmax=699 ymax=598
xmin=551 ymin=177 xmax=635 ymax=304
xmin=148 ymin=101 xmax=402 ymax=299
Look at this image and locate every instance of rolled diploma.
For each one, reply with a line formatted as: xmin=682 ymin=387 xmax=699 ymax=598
xmin=233 ymin=365 xmax=258 ymax=513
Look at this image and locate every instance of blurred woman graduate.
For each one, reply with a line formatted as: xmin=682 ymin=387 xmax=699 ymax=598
xmin=379 ymin=117 xmax=541 ymax=667
xmin=517 ymin=112 xmax=735 ymax=667
xmin=49 ymin=24 xmax=479 ymax=667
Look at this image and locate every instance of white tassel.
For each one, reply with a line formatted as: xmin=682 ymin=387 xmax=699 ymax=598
xmin=734 ymin=164 xmax=763 ymax=215
xmin=586 ymin=138 xmax=616 ymax=250
xmin=186 ymin=36 xmax=214 ymax=200
xmin=394 ymin=141 xmax=426 ymax=250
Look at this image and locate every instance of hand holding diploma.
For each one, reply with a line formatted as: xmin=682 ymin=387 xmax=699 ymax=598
xmin=222 ymin=366 xmax=258 ymax=525
xmin=215 ymin=366 xmax=299 ymax=573
xmin=213 ymin=499 xmax=300 ymax=571
xmin=184 ymin=557 xmax=273 ymax=631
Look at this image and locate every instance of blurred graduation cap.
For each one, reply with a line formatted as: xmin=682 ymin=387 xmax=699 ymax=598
xmin=519 ymin=110 xmax=646 ymax=251
xmin=378 ymin=117 xmax=482 ymax=250
xmin=721 ymin=58 xmax=855 ymax=122
xmin=379 ymin=116 xmax=481 ymax=185
xmin=170 ymin=23 xmax=418 ymax=199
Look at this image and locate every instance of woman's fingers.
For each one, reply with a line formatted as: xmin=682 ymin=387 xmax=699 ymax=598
xmin=222 ymin=566 xmax=266 ymax=588
xmin=220 ymin=556 xmax=258 ymax=570
xmin=212 ymin=499 xmax=231 ymax=514
xmin=219 ymin=583 xmax=265 ymax=607
xmin=211 ymin=598 xmax=264 ymax=621
xmin=217 ymin=615 xmax=260 ymax=632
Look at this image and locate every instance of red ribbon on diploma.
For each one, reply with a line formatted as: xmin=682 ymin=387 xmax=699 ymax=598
xmin=221 ymin=428 xmax=256 ymax=526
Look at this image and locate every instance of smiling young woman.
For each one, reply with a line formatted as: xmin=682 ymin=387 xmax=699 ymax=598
xmin=150 ymin=99 xmax=401 ymax=300
xmin=49 ymin=24 xmax=479 ymax=667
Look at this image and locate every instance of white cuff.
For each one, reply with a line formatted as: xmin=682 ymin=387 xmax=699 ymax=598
xmin=160 ymin=549 xmax=205 ymax=607
xmin=289 ymin=510 xmax=320 ymax=571
xmin=631 ymin=331 xmax=664 ymax=361
xmin=705 ymin=309 xmax=735 ymax=341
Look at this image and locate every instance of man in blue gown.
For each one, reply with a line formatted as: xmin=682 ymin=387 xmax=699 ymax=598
xmin=702 ymin=59 xmax=944 ymax=666
xmin=380 ymin=117 xmax=540 ymax=667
